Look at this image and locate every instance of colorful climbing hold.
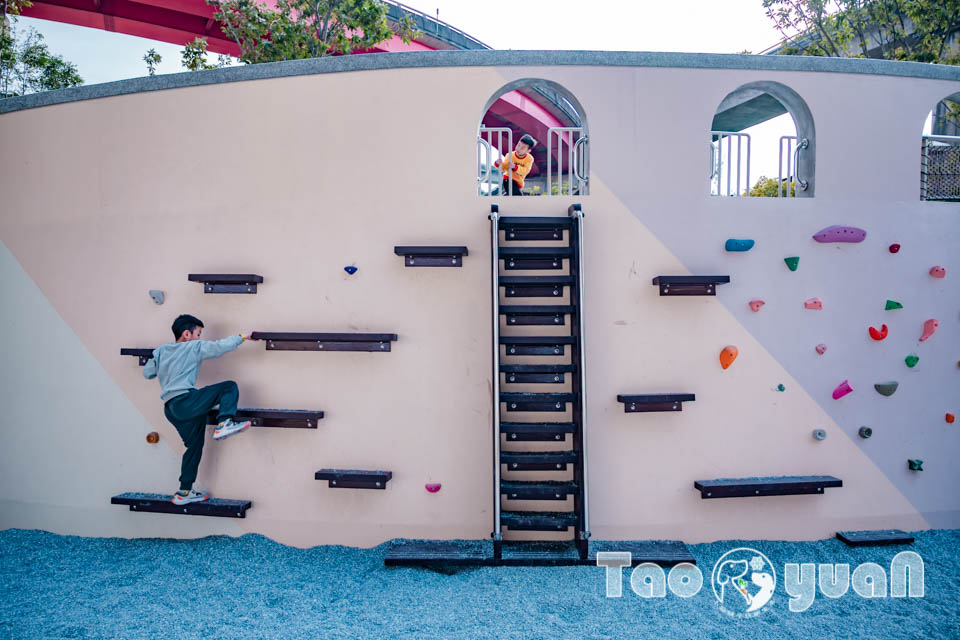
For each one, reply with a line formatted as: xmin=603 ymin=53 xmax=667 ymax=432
xmin=946 ymin=413 xmax=956 ymax=424
xmin=905 ymin=354 xmax=919 ymax=368
xmin=889 ymin=243 xmax=900 ymax=254
xmin=425 ymin=483 xmax=442 ymax=493
xmin=776 ymin=384 xmax=786 ymax=392
xmin=804 ymin=297 xmax=823 ymax=310
xmin=908 ymin=459 xmax=923 ymax=471
xmin=885 ymin=300 xmax=903 ymax=311
xmin=874 ymin=381 xmax=899 ymax=397
xmin=344 ymin=265 xmax=358 ymax=275
xmin=748 ymin=299 xmax=765 ymax=312
xmin=919 ymin=319 xmax=939 ymax=342
xmin=812 ymin=429 xmax=827 ymax=440
xmin=784 ymin=256 xmax=800 ymax=271
xmin=146 ymin=432 xmax=159 ymax=444
xmin=816 ymin=343 xmax=828 ymax=355
xmin=868 ymin=324 xmax=888 ymax=341
xmin=719 ymin=345 xmax=739 ymax=370
xmin=929 ymin=265 xmax=946 ymax=279
xmin=832 ymin=380 xmax=853 ymax=400
xmin=812 ymin=225 xmax=867 ymax=243
xmin=725 ymin=239 xmax=755 ymax=252
xmin=858 ymin=426 xmax=872 ymax=439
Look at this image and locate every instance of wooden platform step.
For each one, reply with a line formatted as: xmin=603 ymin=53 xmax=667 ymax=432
xmin=501 ymin=392 xmax=576 ymax=412
xmin=694 ymin=475 xmax=842 ymax=498
xmin=501 ymin=480 xmax=578 ymax=500
xmin=500 ymin=305 xmax=575 ymax=326
xmin=501 ymin=364 xmax=576 ymax=384
xmin=499 ymin=246 xmax=572 ymax=270
xmin=500 ymin=422 xmax=576 ymax=441
xmin=206 ymin=408 xmax=323 ymax=429
xmin=501 ymin=510 xmax=578 ymax=531
xmin=315 ymin=469 xmax=392 ymax=489
xmin=111 ymin=492 xmax=251 ymax=518
xmin=251 ymin=332 xmax=398 ymax=352
xmin=500 ymin=276 xmax=573 ymax=297
xmin=383 ymin=539 xmax=695 ymax=568
xmin=500 ymin=336 xmax=576 ymax=356
xmin=394 ymin=246 xmax=468 ymax=267
xmin=652 ymin=275 xmax=730 ymax=296
xmin=501 ymin=450 xmax=578 ymax=471
xmin=836 ymin=530 xmax=915 ymax=547
xmin=617 ymin=394 xmax=695 ymax=412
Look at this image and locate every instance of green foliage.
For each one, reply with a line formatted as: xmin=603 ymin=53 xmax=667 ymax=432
xmin=206 ymin=0 xmax=418 ymax=64
xmin=143 ymin=48 xmax=162 ymax=76
xmin=181 ymin=37 xmax=231 ymax=71
xmin=747 ymin=175 xmax=796 ymax=197
xmin=762 ymin=0 xmax=960 ymax=64
xmin=0 ymin=22 xmax=82 ymax=98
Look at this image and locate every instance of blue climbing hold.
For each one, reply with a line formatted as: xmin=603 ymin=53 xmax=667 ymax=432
xmin=344 ymin=266 xmax=358 ymax=275
xmin=725 ymin=239 xmax=755 ymax=252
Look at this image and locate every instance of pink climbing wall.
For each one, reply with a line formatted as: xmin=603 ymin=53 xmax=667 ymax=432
xmin=0 ymin=57 xmax=957 ymax=548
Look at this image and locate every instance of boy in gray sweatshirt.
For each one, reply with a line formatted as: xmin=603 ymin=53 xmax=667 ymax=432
xmin=143 ymin=314 xmax=254 ymax=505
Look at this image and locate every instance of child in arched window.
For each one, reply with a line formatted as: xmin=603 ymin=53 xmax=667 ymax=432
xmin=496 ymin=134 xmax=536 ymax=195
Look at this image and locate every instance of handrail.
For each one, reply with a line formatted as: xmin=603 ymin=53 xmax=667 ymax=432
xmin=709 ymin=141 xmax=716 ymax=179
xmin=922 ymin=134 xmax=960 ymax=143
xmin=793 ymin=137 xmax=810 ymax=191
xmin=573 ymin=135 xmax=589 ymax=184
xmin=489 ymin=204 xmax=502 ymax=556
xmin=477 ymin=136 xmax=494 ymax=195
xmin=568 ymin=203 xmax=590 ymax=547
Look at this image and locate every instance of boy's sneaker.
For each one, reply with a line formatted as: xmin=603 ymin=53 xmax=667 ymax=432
xmin=171 ymin=489 xmax=210 ymax=505
xmin=213 ymin=417 xmax=252 ymax=440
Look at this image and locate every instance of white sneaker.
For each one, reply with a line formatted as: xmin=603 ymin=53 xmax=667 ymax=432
xmin=171 ymin=489 xmax=210 ymax=505
xmin=213 ymin=417 xmax=252 ymax=440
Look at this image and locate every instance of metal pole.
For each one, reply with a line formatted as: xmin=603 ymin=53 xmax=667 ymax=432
xmin=568 ymin=203 xmax=590 ymax=549
xmin=489 ymin=204 xmax=502 ymax=558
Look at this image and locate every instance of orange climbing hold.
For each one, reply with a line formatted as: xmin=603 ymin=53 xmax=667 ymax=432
xmin=146 ymin=432 xmax=159 ymax=444
xmin=869 ymin=324 xmax=888 ymax=341
xmin=947 ymin=413 xmax=956 ymax=424
xmin=720 ymin=346 xmax=739 ymax=370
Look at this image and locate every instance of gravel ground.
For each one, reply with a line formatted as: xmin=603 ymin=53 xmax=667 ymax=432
xmin=1 ymin=528 xmax=957 ymax=639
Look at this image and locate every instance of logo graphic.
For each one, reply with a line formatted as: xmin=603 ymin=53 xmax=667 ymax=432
xmin=711 ymin=547 xmax=777 ymax=618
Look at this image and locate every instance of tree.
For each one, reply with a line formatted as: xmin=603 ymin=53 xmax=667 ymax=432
xmin=747 ymin=175 xmax=797 ymax=197
xmin=206 ymin=0 xmax=418 ymax=64
xmin=763 ymin=0 xmax=960 ymax=65
xmin=181 ymin=37 xmax=231 ymax=71
xmin=143 ymin=48 xmax=162 ymax=76
xmin=1 ymin=23 xmax=82 ymax=98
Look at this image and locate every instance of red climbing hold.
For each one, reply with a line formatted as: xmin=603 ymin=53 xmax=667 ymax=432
xmin=425 ymin=483 xmax=442 ymax=493
xmin=889 ymin=244 xmax=900 ymax=254
xmin=947 ymin=413 xmax=955 ymax=424
xmin=869 ymin=324 xmax=888 ymax=341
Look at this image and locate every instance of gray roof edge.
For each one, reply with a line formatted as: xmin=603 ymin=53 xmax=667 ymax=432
xmin=2 ymin=50 xmax=959 ymax=116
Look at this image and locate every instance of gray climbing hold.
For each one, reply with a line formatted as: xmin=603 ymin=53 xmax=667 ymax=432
xmin=812 ymin=428 xmax=827 ymax=440
xmin=858 ymin=426 xmax=872 ymax=439
xmin=149 ymin=290 xmax=164 ymax=305
xmin=874 ymin=381 xmax=899 ymax=397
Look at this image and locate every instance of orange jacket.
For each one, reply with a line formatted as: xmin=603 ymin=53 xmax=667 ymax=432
xmin=497 ymin=151 xmax=534 ymax=188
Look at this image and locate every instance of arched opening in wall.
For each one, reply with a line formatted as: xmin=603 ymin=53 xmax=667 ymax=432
xmin=710 ymin=81 xmax=816 ymax=198
xmin=921 ymin=92 xmax=960 ymax=202
xmin=478 ymin=79 xmax=588 ymax=197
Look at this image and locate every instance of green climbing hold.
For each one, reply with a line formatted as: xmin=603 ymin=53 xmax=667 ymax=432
xmin=905 ymin=354 xmax=919 ymax=368
xmin=874 ymin=381 xmax=899 ymax=396
xmin=784 ymin=256 xmax=800 ymax=271
xmin=908 ymin=459 xmax=923 ymax=472
xmin=885 ymin=300 xmax=903 ymax=310
xmin=776 ymin=384 xmax=786 ymax=392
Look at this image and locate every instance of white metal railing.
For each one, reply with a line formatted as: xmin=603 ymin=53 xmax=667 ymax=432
xmin=478 ymin=126 xmax=513 ymax=196
xmin=710 ymin=131 xmax=751 ymax=197
xmin=921 ymin=135 xmax=960 ymax=201
xmin=778 ymin=135 xmax=810 ymax=197
xmin=567 ymin=203 xmax=590 ymax=553
xmin=547 ymin=127 xmax=588 ymax=196
xmin=488 ymin=204 xmax=502 ymax=558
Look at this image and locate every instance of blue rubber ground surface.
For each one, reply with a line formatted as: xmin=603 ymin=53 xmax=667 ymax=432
xmin=1 ymin=528 xmax=957 ymax=639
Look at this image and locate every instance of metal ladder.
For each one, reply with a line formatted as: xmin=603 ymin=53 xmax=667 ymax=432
xmin=490 ymin=203 xmax=590 ymax=561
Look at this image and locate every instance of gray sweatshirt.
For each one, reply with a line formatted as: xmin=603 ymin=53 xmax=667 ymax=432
xmin=143 ymin=335 xmax=243 ymax=402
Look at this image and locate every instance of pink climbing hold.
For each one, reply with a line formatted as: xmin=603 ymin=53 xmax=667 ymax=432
xmin=929 ymin=266 xmax=946 ymax=278
xmin=812 ymin=225 xmax=867 ymax=243
xmin=889 ymin=243 xmax=900 ymax=254
xmin=749 ymin=299 xmax=765 ymax=312
xmin=804 ymin=297 xmax=823 ymax=310
xmin=832 ymin=380 xmax=853 ymax=400
xmin=425 ymin=483 xmax=442 ymax=493
xmin=816 ymin=343 xmax=827 ymax=355
xmin=919 ymin=319 xmax=939 ymax=342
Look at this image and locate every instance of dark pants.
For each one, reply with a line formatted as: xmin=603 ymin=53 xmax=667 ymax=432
xmin=164 ymin=381 xmax=239 ymax=491
xmin=502 ymin=177 xmax=525 ymax=196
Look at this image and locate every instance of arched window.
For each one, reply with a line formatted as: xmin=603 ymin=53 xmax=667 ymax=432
xmin=477 ymin=79 xmax=589 ymax=197
xmin=710 ymin=81 xmax=816 ymax=198
xmin=921 ymin=91 xmax=960 ymax=202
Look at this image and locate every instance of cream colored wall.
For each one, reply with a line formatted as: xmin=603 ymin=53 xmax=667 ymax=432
xmin=0 ymin=63 xmax=955 ymax=546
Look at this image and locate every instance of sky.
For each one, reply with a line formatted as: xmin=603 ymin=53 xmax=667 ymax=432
xmin=8 ymin=0 xmax=933 ymax=189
